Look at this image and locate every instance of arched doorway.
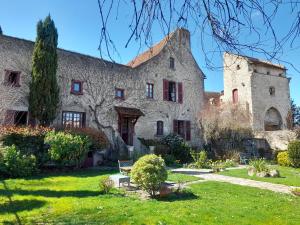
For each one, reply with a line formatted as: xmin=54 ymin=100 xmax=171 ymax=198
xmin=264 ymin=107 xmax=282 ymax=131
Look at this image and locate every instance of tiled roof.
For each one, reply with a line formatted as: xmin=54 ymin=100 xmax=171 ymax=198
xmin=127 ymin=31 xmax=175 ymax=68
xmin=114 ymin=106 xmax=145 ymax=117
xmin=226 ymin=52 xmax=286 ymax=70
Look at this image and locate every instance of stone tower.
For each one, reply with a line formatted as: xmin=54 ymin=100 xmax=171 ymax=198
xmin=223 ymin=52 xmax=291 ymax=131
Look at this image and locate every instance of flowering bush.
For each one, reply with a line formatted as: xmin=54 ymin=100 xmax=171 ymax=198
xmin=45 ymin=131 xmax=92 ymax=168
xmin=0 ymin=126 xmax=52 ymax=167
xmin=0 ymin=145 xmax=37 ymax=178
xmin=277 ymin=151 xmax=291 ymax=166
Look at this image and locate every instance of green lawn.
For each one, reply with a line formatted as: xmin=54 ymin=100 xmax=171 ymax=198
xmin=1 ymin=169 xmax=300 ymax=225
xmin=219 ymin=166 xmax=300 ymax=187
xmin=167 ymin=171 xmax=201 ymax=183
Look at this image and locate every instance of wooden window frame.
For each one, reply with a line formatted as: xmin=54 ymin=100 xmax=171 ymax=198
xmin=146 ymin=83 xmax=154 ymax=99
xmin=115 ymin=88 xmax=125 ymax=100
xmin=173 ymin=120 xmax=191 ymax=141
xmin=62 ymin=111 xmax=86 ymax=128
xmin=156 ymin=121 xmax=164 ymax=136
xmin=71 ymin=80 xmax=83 ymax=95
xmin=168 ymin=81 xmax=177 ymax=102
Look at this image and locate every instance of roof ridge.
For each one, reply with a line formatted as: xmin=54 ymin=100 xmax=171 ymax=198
xmin=127 ymin=30 xmax=176 ymax=68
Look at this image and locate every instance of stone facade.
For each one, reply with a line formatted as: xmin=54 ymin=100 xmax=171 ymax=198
xmin=222 ymin=52 xmax=291 ymax=131
xmin=0 ymin=28 xmax=205 ymax=153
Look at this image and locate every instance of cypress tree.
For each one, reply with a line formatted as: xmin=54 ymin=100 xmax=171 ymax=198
xmin=0 ymin=26 xmax=2 ymax=35
xmin=29 ymin=15 xmax=59 ymax=126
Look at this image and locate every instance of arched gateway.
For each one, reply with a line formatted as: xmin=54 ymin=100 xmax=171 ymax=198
xmin=264 ymin=107 xmax=283 ymax=131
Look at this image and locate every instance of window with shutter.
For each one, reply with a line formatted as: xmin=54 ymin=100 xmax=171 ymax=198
xmin=173 ymin=120 xmax=178 ymax=133
xmin=156 ymin=121 xmax=164 ymax=135
xmin=185 ymin=121 xmax=191 ymax=141
xmin=178 ymin=82 xmax=183 ymax=103
xmin=163 ymin=79 xmax=169 ymax=101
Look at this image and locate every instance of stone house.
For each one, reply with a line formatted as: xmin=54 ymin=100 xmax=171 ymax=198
xmin=206 ymin=52 xmax=291 ymax=131
xmin=0 ymin=28 xmax=205 ymax=154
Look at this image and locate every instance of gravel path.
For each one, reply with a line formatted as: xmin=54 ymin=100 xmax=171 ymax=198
xmin=194 ymin=173 xmax=294 ymax=194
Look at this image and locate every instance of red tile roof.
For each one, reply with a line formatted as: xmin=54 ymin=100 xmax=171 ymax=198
xmin=127 ymin=31 xmax=175 ymax=68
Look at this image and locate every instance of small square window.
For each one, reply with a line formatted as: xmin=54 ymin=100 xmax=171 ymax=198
xmin=236 ymin=65 xmax=241 ymax=70
xmin=267 ymin=71 xmax=270 ymax=75
xmin=170 ymin=57 xmax=175 ymax=69
xmin=4 ymin=70 xmax=21 ymax=87
xmin=146 ymin=83 xmax=154 ymax=98
xmin=115 ymin=88 xmax=125 ymax=100
xmin=71 ymin=80 xmax=83 ymax=95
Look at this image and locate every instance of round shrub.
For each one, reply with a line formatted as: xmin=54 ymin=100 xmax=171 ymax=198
xmin=45 ymin=131 xmax=92 ymax=168
xmin=131 ymin=154 xmax=167 ymax=197
xmin=99 ymin=176 xmax=114 ymax=194
xmin=0 ymin=145 xmax=37 ymax=178
xmin=277 ymin=151 xmax=291 ymax=166
xmin=288 ymin=140 xmax=300 ymax=168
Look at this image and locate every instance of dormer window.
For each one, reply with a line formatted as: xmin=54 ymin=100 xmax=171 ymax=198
xmin=170 ymin=57 xmax=175 ymax=69
xmin=71 ymin=80 xmax=83 ymax=95
xmin=269 ymin=86 xmax=275 ymax=96
xmin=4 ymin=70 xmax=21 ymax=87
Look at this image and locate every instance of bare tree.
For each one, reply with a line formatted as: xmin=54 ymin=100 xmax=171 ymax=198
xmin=97 ymin=0 xmax=300 ymax=71
xmin=199 ymin=102 xmax=253 ymax=158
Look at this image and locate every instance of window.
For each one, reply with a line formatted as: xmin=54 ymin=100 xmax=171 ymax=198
xmin=168 ymin=82 xmax=176 ymax=102
xmin=71 ymin=80 xmax=83 ymax=95
xmin=115 ymin=88 xmax=125 ymax=100
xmin=146 ymin=83 xmax=154 ymax=98
xmin=173 ymin=120 xmax=191 ymax=141
xmin=163 ymin=79 xmax=183 ymax=103
xmin=156 ymin=121 xmax=164 ymax=135
xmin=269 ymin=86 xmax=275 ymax=96
xmin=267 ymin=71 xmax=270 ymax=75
xmin=4 ymin=70 xmax=21 ymax=87
xmin=170 ymin=57 xmax=175 ymax=69
xmin=4 ymin=110 xmax=28 ymax=126
xmin=232 ymin=89 xmax=238 ymax=104
xmin=236 ymin=65 xmax=241 ymax=70
xmin=62 ymin=111 xmax=85 ymax=128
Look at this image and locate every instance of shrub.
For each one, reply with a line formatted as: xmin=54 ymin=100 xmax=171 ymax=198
xmin=0 ymin=145 xmax=37 ymax=178
xmin=277 ymin=151 xmax=291 ymax=166
xmin=0 ymin=126 xmax=51 ymax=167
xmin=163 ymin=154 xmax=176 ymax=166
xmin=99 ymin=176 xmax=114 ymax=194
xmin=210 ymin=160 xmax=226 ymax=172
xmin=161 ymin=134 xmax=192 ymax=163
xmin=223 ymin=159 xmax=238 ymax=168
xmin=45 ymin=131 xmax=92 ymax=168
xmin=249 ymin=159 xmax=269 ymax=173
xmin=288 ymin=140 xmax=300 ymax=168
xmin=131 ymin=154 xmax=167 ymax=198
xmin=190 ymin=150 xmax=208 ymax=168
xmin=64 ymin=127 xmax=109 ymax=150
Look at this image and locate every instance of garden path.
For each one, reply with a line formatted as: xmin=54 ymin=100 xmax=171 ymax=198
xmin=194 ymin=173 xmax=294 ymax=194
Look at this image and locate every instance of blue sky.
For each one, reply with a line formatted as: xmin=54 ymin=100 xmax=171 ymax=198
xmin=0 ymin=0 xmax=299 ymax=105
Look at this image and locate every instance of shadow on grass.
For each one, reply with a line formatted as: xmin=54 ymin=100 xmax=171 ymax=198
xmin=0 ymin=189 xmax=100 ymax=198
xmin=0 ymin=199 xmax=46 ymax=214
xmin=157 ymin=191 xmax=199 ymax=202
xmin=18 ymin=168 xmax=118 ymax=180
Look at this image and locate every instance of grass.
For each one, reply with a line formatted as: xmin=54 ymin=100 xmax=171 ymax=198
xmin=219 ymin=165 xmax=300 ymax=187
xmin=167 ymin=171 xmax=201 ymax=183
xmin=1 ymin=169 xmax=300 ymax=225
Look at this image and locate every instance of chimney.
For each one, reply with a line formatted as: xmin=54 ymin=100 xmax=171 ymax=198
xmin=178 ymin=28 xmax=191 ymax=49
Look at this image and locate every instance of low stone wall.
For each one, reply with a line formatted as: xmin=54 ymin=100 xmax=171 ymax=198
xmin=254 ymin=130 xmax=298 ymax=151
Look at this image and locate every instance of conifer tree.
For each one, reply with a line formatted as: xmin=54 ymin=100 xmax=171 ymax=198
xmin=0 ymin=26 xmax=3 ymax=35
xmin=29 ymin=15 xmax=59 ymax=126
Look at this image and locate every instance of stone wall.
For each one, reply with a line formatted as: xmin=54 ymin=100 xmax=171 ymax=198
xmin=0 ymin=29 xmax=205 ymax=155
